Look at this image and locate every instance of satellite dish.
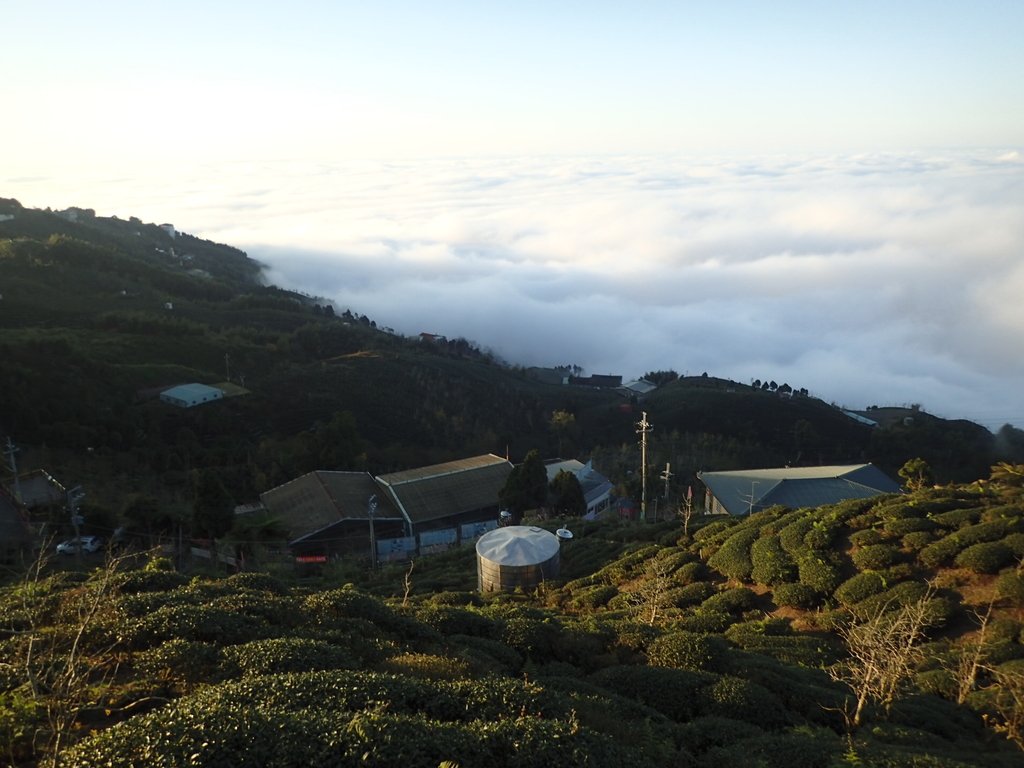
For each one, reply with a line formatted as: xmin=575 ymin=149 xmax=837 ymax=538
xmin=556 ymin=528 xmax=574 ymax=541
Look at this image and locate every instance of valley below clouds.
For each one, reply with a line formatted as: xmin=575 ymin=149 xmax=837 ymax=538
xmin=10 ymin=150 xmax=1024 ymax=429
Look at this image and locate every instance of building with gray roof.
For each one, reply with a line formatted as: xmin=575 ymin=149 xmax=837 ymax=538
xmin=260 ymin=454 xmax=513 ymax=560
xmin=698 ymin=464 xmax=900 ymax=516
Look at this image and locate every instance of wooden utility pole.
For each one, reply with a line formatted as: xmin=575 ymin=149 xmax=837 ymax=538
xmin=3 ymin=437 xmax=22 ymax=504
xmin=368 ymin=494 xmax=379 ymax=569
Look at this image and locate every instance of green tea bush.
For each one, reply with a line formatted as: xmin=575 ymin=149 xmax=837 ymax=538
xmin=693 ymin=518 xmax=738 ymax=545
xmin=955 ymin=520 xmax=1017 ymax=548
xmin=980 ymin=504 xmax=1024 ymax=524
xmin=724 ymin=618 xmax=791 ymax=644
xmin=571 ymin=584 xmax=619 ymax=611
xmin=995 ymin=571 xmax=1024 ymax=605
xmin=851 ymin=543 xmax=902 ymax=571
xmin=589 ymin=665 xmax=714 ymax=722
xmin=797 ymin=554 xmax=841 ymax=595
xmin=210 ymin=592 xmax=301 ymax=630
xmin=750 ymin=535 xmax=797 ymax=585
xmin=849 ymin=529 xmax=885 ymax=547
xmin=647 ymin=630 xmax=727 ymax=672
xmin=653 ymin=547 xmax=696 ymax=574
xmin=219 ymin=637 xmax=356 ymax=677
xmin=115 ymin=569 xmax=189 ymax=594
xmin=610 ymin=620 xmax=657 ymax=652
xmin=729 ymin=654 xmax=847 ymax=724
xmin=917 ymin=535 xmax=962 ymax=568
xmin=223 ymin=571 xmax=290 ymax=595
xmin=803 ymin=518 xmax=842 ymax=550
xmin=303 ymin=586 xmax=394 ymax=625
xmin=778 ymin=516 xmax=814 ymax=555
xmin=415 ymin=605 xmax=500 ymax=638
xmin=669 ymin=581 xmax=715 ymax=607
xmin=675 ymin=560 xmax=706 ymax=585
xmin=707 ymin=529 xmax=759 ymax=581
xmin=884 ymin=517 xmax=936 ymax=537
xmin=849 ymin=580 xmax=929 ymax=620
xmin=701 ymin=675 xmax=789 ymax=727
xmin=677 ymin=715 xmax=763 ymax=754
xmin=701 ymin=587 xmax=757 ymax=614
xmin=988 ymin=618 xmax=1023 ymax=643
xmin=502 ymin=614 xmax=560 ymax=659
xmin=1002 ymin=532 xmax=1024 ymax=557
xmin=846 ymin=513 xmax=878 ymax=531
xmin=771 ymin=582 xmax=819 ymax=609
xmin=901 ymin=531 xmax=935 ymax=551
xmin=428 ymin=590 xmax=483 ymax=607
xmin=135 ymin=638 xmax=220 ymax=689
xmin=915 ymin=668 xmax=957 ymax=698
xmin=729 ymin=634 xmax=836 ymax=667
xmin=920 ymin=596 xmax=957 ymax=629
xmin=376 ymin=651 xmax=472 ymax=681
xmin=834 ymin=572 xmax=886 ymax=606
xmin=699 ymin=729 xmax=838 ymax=768
xmin=930 ymin=507 xmax=982 ymax=530
xmin=954 ymin=542 xmax=1014 ymax=574
xmin=126 ymin=602 xmax=271 ymax=649
xmin=677 ymin=610 xmax=734 ymax=634
xmin=67 ymin=673 xmax=632 ymax=768
xmin=448 ymin=634 xmax=523 ymax=673
xmin=298 ymin=618 xmax=395 ymax=664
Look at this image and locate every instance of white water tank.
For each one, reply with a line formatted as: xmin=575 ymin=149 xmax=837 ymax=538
xmin=476 ymin=525 xmax=560 ymax=593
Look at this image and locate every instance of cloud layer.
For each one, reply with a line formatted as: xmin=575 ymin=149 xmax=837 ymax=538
xmin=7 ymin=151 xmax=1024 ymax=429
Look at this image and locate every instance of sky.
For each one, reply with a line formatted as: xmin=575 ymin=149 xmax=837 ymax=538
xmin=3 ymin=2 xmax=1023 ymax=430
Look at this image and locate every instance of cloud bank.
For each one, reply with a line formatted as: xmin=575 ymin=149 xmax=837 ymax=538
xmin=7 ymin=150 xmax=1023 ymax=429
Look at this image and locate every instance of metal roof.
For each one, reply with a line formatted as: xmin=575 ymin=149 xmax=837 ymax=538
xmin=699 ymin=464 xmax=900 ymax=516
xmin=161 ymin=383 xmax=223 ymax=401
xmin=377 ymin=454 xmax=513 ymax=525
xmin=262 ymin=454 xmax=513 ymax=539
xmin=259 ymin=470 xmax=402 ymax=544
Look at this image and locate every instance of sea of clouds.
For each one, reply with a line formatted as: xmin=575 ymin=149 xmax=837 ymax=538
xmin=7 ymin=150 xmax=1024 ymax=430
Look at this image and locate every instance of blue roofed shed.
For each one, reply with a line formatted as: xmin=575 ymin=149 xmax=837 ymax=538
xmin=160 ymin=383 xmax=224 ymax=408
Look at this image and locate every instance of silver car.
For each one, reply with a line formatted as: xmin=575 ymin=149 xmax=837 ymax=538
xmin=56 ymin=536 xmax=103 ymax=555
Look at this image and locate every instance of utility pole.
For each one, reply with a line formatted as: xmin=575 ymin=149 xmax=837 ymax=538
xmin=67 ymin=485 xmax=85 ymax=562
xmin=367 ymin=494 xmax=378 ymax=569
xmin=636 ymin=412 xmax=653 ymax=522
xmin=661 ymin=462 xmax=673 ymax=500
xmin=3 ymin=437 xmax=22 ymax=504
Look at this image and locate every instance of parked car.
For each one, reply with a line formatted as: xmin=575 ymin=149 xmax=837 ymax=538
xmin=56 ymin=536 xmax=103 ymax=555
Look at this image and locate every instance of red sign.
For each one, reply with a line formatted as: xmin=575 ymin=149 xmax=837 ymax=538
xmin=295 ymin=554 xmax=328 ymax=564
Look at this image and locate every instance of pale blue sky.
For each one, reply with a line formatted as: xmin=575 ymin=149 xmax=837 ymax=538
xmin=3 ymin=1 xmax=1022 ymax=170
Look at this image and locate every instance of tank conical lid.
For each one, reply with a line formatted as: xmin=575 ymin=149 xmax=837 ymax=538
xmin=476 ymin=526 xmax=559 ymax=565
